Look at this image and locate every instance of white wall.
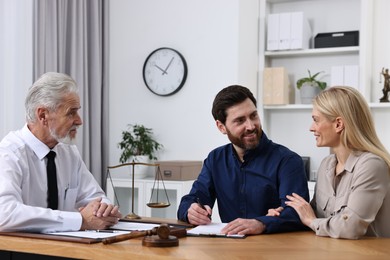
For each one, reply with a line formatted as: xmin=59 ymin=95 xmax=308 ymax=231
xmin=108 ymin=0 xmax=259 ymax=165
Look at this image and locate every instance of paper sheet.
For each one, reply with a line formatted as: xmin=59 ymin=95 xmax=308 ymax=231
xmin=48 ymin=230 xmax=131 ymax=239
xmin=110 ymin=221 xmax=160 ymax=231
xmin=187 ymin=223 xmax=245 ymax=238
xmin=47 ymin=222 xmax=161 ymax=239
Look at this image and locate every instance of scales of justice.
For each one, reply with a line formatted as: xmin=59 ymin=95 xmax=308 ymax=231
xmin=107 ymin=161 xmax=171 ymax=220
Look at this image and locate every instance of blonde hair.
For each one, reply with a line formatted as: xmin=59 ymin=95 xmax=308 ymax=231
xmin=313 ymin=86 xmax=390 ymax=169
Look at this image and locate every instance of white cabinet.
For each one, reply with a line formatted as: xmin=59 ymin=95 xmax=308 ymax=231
xmin=258 ymin=0 xmax=376 ymax=176
xmin=106 ymin=176 xmax=194 ymax=219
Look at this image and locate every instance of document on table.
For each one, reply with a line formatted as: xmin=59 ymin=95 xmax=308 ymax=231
xmin=47 ymin=221 xmax=163 ymax=240
xmin=110 ymin=221 xmax=160 ymax=231
xmin=187 ymin=223 xmax=246 ymax=238
xmin=47 ymin=230 xmax=131 ymax=239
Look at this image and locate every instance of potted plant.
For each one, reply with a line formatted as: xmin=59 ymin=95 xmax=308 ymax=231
xmin=118 ymin=124 xmax=163 ymax=164
xmin=296 ymin=70 xmax=327 ymax=104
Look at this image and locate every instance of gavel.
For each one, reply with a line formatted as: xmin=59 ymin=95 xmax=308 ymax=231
xmin=102 ymin=224 xmax=186 ymax=245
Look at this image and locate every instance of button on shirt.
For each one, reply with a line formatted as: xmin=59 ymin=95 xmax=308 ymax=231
xmin=177 ymin=133 xmax=309 ymax=233
xmin=0 ymin=124 xmax=109 ymax=233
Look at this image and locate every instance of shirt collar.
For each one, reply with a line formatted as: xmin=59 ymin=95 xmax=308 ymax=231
xmin=326 ymin=151 xmax=363 ymax=177
xmin=344 ymin=151 xmax=363 ymax=173
xmin=21 ymin=124 xmax=53 ymax=160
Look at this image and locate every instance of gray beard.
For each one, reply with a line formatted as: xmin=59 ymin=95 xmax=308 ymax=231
xmin=49 ymin=127 xmax=77 ymax=145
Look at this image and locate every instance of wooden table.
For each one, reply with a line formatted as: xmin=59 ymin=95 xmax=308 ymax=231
xmin=1 ymin=231 xmax=390 ymax=259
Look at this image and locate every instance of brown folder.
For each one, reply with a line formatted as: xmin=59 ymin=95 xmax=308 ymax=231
xmin=0 ymin=232 xmax=101 ymax=244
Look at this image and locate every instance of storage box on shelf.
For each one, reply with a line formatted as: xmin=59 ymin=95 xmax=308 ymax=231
xmin=263 ymin=67 xmax=291 ymax=105
xmin=314 ymin=31 xmax=359 ymax=49
xmin=157 ymin=160 xmax=202 ymax=181
xmin=267 ymin=11 xmax=311 ymax=51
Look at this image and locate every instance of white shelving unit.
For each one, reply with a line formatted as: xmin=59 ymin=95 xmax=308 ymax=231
xmin=259 ymin=0 xmax=370 ymax=103
xmin=258 ymin=0 xmax=375 ymax=178
xmin=264 ymin=46 xmax=359 ymax=58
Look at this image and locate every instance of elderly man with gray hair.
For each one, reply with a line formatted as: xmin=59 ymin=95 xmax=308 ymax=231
xmin=0 ymin=72 xmax=121 ymax=233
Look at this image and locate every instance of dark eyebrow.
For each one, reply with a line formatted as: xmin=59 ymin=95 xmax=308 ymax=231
xmin=234 ymin=116 xmax=245 ymax=122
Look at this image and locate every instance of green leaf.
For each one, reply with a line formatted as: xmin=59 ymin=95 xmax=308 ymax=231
xmin=118 ymin=124 xmax=163 ymax=163
xmin=296 ymin=70 xmax=327 ymax=90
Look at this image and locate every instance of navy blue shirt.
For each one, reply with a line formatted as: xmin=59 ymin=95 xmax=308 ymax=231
xmin=177 ymin=132 xmax=309 ymax=233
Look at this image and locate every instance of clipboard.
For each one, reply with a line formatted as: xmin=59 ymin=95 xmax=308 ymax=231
xmin=0 ymin=232 xmax=102 ymax=244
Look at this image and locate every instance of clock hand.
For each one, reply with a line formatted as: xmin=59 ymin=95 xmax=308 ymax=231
xmin=154 ymin=64 xmax=167 ymax=75
xmin=163 ymin=57 xmax=175 ymax=74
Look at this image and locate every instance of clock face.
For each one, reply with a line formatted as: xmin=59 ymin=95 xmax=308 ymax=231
xmin=143 ymin=48 xmax=188 ymax=96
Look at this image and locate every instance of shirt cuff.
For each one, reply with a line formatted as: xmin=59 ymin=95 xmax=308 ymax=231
xmin=310 ymin=218 xmax=320 ymax=233
xmin=60 ymin=211 xmax=83 ymax=231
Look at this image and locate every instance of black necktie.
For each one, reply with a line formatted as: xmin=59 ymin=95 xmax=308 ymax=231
xmin=46 ymin=151 xmax=58 ymax=210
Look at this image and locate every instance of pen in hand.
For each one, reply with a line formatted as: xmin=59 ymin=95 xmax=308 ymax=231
xmin=197 ymin=198 xmax=212 ymax=220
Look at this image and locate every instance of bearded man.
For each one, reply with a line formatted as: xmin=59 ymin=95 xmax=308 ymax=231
xmin=177 ymin=85 xmax=309 ymax=235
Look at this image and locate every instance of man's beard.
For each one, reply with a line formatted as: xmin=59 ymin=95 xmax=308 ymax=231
xmin=226 ymin=127 xmax=261 ymax=150
xmin=49 ymin=126 xmax=78 ymax=145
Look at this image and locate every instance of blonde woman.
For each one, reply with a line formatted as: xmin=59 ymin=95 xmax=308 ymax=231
xmin=268 ymin=86 xmax=390 ymax=239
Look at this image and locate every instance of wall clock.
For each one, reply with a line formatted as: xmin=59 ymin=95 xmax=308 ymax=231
xmin=143 ymin=47 xmax=188 ymax=96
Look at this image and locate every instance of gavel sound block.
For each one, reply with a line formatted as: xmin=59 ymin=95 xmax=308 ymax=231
xmin=102 ymin=224 xmax=186 ymax=247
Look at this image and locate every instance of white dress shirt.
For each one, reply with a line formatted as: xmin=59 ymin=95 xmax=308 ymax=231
xmin=0 ymin=124 xmax=110 ymax=233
